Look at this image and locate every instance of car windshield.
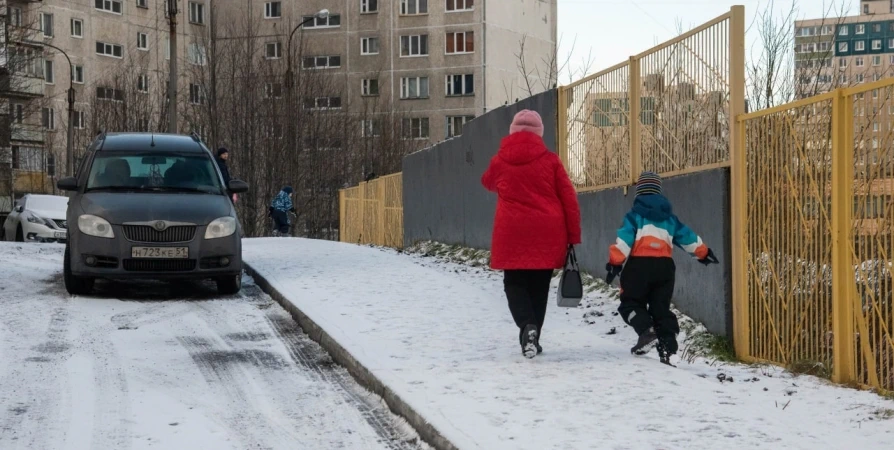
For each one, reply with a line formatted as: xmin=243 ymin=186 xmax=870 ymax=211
xmin=85 ymin=153 xmax=223 ymax=194
xmin=26 ymin=196 xmax=69 ymax=213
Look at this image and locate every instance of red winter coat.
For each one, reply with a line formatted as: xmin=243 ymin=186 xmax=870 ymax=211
xmin=481 ymin=131 xmax=582 ymax=270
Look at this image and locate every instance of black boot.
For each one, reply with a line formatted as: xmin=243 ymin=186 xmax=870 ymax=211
xmin=520 ymin=324 xmax=538 ymax=359
xmin=657 ymin=334 xmax=678 ymax=366
xmin=630 ymin=327 xmax=657 ymax=355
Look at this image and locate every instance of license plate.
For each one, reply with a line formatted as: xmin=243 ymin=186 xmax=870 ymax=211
xmin=54 ymin=232 xmax=67 ymax=239
xmin=131 ymin=247 xmax=189 ymax=259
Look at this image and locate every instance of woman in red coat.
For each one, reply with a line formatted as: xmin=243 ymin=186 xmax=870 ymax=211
xmin=481 ymin=109 xmax=582 ymax=358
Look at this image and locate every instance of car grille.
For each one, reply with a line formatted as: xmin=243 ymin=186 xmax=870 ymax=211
xmin=53 ymin=220 xmax=67 ymax=229
xmin=123 ymin=259 xmax=197 ymax=272
xmin=123 ymin=225 xmax=196 ymax=243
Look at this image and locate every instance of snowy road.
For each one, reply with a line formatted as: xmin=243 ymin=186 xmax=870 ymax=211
xmin=0 ymin=243 xmax=427 ymax=450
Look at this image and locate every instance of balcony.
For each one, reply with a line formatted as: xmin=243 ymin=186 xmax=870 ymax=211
xmin=0 ymin=73 xmax=44 ymax=98
xmin=10 ymin=124 xmax=43 ymax=144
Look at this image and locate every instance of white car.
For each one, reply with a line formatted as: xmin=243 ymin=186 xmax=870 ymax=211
xmin=2 ymin=194 xmax=69 ymax=243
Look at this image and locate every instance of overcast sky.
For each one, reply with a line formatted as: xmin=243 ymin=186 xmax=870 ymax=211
xmin=556 ymin=0 xmax=857 ymax=82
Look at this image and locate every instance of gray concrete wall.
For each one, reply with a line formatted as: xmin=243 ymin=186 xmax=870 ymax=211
xmin=402 ymin=89 xmax=732 ymax=338
xmin=574 ymin=169 xmax=732 ymax=338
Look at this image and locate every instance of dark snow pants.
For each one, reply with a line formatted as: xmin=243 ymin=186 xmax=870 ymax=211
xmin=504 ymin=269 xmax=554 ymax=342
xmin=617 ymin=256 xmax=680 ymax=353
xmin=270 ymin=209 xmax=290 ymax=235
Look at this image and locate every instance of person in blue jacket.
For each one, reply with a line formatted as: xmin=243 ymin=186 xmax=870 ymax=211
xmin=269 ymin=186 xmax=295 ymax=236
xmin=606 ymin=171 xmax=718 ymax=364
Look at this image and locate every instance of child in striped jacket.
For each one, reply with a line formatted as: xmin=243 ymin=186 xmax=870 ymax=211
xmin=606 ymin=171 xmax=718 ymax=364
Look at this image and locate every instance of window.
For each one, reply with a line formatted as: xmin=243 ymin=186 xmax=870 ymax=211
xmin=95 ymin=0 xmax=123 ymax=14
xmin=71 ymin=18 xmax=83 ymax=38
xmin=446 ymin=74 xmax=474 ymax=96
xmin=839 ymin=57 xmax=848 ymax=68
xmin=189 ymin=2 xmax=205 ymax=25
xmin=400 ymin=76 xmax=429 ymax=99
xmin=446 ymin=115 xmax=474 ymax=137
xmin=189 ymin=84 xmax=204 ymax=104
xmin=401 ymin=0 xmax=428 ymax=14
xmin=361 ymin=119 xmax=382 ymax=137
xmin=361 ymin=37 xmax=380 ymax=55
xmin=818 ymin=42 xmax=830 ymax=52
xmin=839 ymin=25 xmax=849 ymax=36
xmin=857 ymin=73 xmax=865 ymax=83
xmin=11 ymin=104 xmax=24 ymax=124
xmin=265 ymin=42 xmax=282 ymax=59
xmin=137 ymin=32 xmax=149 ymax=50
xmin=857 ymin=56 xmax=865 ymax=67
xmin=857 ymin=24 xmax=866 ymax=34
xmin=874 ymin=55 xmax=882 ymax=66
xmin=400 ymin=34 xmax=429 ymax=57
xmin=96 ymin=41 xmax=124 ymax=58
xmin=264 ymin=82 xmax=282 ymax=98
xmin=47 ymin=155 xmax=56 ymax=177
xmin=188 ymin=43 xmax=207 ymax=65
xmin=304 ymin=96 xmax=342 ymax=109
xmin=864 ymin=4 xmax=870 ymax=14
xmin=361 ymin=0 xmax=378 ymax=13
xmin=42 ymin=108 xmax=55 ymax=130
xmin=446 ymin=31 xmax=474 ymax=54
xmin=137 ymin=74 xmax=149 ymax=92
xmin=96 ymin=86 xmax=124 ymax=101
xmin=302 ymin=55 xmax=341 ymax=69
xmin=402 ymin=118 xmax=429 ymax=139
xmin=304 ymin=14 xmax=340 ymax=28
xmin=873 ymin=39 xmax=882 ymax=50
xmin=822 ymin=25 xmax=833 ymax=35
xmin=875 ymin=73 xmax=883 ymax=82
xmin=839 ymin=74 xmax=848 ymax=84
xmin=44 ymin=60 xmax=54 ymax=84
xmin=40 ymin=13 xmax=54 ymax=38
xmin=839 ymin=42 xmax=849 ymax=52
xmin=265 ymin=2 xmax=282 ymax=18
xmin=890 ymin=54 xmax=894 ymax=64
xmin=10 ymin=7 xmax=22 ymax=27
xmin=874 ymin=23 xmax=882 ymax=33
xmin=856 ymin=40 xmax=866 ymax=51
xmin=361 ymin=78 xmax=379 ymax=96
xmin=137 ymin=0 xmax=149 ymax=8
xmin=446 ymin=0 xmax=473 ymax=11
xmin=890 ymin=38 xmax=894 ymax=49
xmin=74 ymin=65 xmax=84 ymax=84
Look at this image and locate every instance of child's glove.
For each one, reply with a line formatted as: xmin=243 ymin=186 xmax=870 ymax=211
xmin=698 ymin=248 xmax=720 ymax=266
xmin=605 ymin=263 xmax=623 ymax=285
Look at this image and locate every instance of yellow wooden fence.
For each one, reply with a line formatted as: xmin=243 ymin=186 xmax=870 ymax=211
xmin=734 ymin=78 xmax=894 ymax=392
xmin=339 ymin=173 xmax=403 ymax=249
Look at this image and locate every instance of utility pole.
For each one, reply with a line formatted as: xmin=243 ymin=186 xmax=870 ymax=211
xmin=167 ymin=0 xmax=179 ymax=134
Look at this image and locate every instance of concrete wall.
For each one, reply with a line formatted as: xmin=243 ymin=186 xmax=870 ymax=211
xmin=403 ymin=88 xmax=732 ymax=338
xmin=403 ymin=90 xmax=557 ymax=250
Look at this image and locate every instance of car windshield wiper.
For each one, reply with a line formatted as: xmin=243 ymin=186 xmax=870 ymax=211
xmin=85 ymin=185 xmax=137 ymax=192
xmin=139 ymin=186 xmax=216 ymax=194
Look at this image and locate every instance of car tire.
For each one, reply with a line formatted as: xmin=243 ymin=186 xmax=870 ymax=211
xmin=15 ymin=225 xmax=24 ymax=242
xmin=215 ymin=274 xmax=241 ymax=296
xmin=64 ymin=245 xmax=94 ymax=296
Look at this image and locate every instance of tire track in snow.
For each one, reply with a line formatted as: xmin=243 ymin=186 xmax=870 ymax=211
xmin=264 ymin=311 xmax=426 ymax=450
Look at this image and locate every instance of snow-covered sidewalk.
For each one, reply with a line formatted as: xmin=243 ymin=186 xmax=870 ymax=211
xmin=244 ymin=239 xmax=894 ymax=450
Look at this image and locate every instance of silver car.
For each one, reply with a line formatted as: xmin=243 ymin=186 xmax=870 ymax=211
xmin=56 ymin=132 xmax=249 ymax=296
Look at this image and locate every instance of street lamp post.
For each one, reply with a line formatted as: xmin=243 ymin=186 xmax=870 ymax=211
xmin=26 ymin=40 xmax=75 ymax=178
xmin=286 ymin=9 xmax=329 ymax=148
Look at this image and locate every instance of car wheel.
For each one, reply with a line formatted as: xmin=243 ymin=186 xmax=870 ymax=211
xmin=63 ymin=245 xmax=94 ymax=296
xmin=15 ymin=225 xmax=24 ymax=242
xmin=215 ymin=274 xmax=242 ymax=296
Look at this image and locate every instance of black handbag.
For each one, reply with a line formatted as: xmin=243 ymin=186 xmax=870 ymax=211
xmin=557 ymin=246 xmax=584 ymax=308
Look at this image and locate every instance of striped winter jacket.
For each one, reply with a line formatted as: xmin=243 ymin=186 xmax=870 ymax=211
xmin=608 ymin=194 xmax=709 ymax=266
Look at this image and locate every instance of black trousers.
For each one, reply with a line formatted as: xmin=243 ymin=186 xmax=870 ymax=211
xmin=270 ymin=209 xmax=290 ymax=234
xmin=617 ymin=257 xmax=679 ymax=351
xmin=504 ymin=269 xmax=554 ymax=341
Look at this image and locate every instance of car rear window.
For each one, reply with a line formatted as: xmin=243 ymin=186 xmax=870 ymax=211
xmin=86 ymin=153 xmax=223 ymax=194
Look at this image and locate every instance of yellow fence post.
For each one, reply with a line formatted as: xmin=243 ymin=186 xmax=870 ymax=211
xmin=358 ymin=182 xmax=366 ymax=244
xmin=338 ymin=189 xmax=346 ymax=243
xmin=557 ymin=87 xmax=569 ymax=168
xmin=728 ymin=4 xmax=749 ymax=358
xmin=629 ymin=56 xmax=642 ymax=184
xmin=831 ymin=88 xmax=857 ymax=384
xmin=377 ymin=178 xmax=386 ymax=246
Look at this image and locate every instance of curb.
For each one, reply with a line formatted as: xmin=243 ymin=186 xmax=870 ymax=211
xmin=243 ymin=263 xmax=459 ymax=450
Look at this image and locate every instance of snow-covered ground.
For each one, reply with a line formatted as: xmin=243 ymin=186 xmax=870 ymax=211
xmin=0 ymin=242 xmax=427 ymax=450
xmin=244 ymin=238 xmax=894 ymax=450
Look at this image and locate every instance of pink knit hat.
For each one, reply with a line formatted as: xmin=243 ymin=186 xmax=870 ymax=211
xmin=509 ymin=109 xmax=544 ymax=137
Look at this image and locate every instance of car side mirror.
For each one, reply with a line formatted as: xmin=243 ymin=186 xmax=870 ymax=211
xmin=228 ymin=179 xmax=249 ymax=194
xmin=57 ymin=177 xmax=78 ymax=191
xmin=14 ymin=205 xmax=23 ymax=213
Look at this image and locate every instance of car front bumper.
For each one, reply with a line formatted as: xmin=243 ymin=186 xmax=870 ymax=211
xmin=70 ymin=224 xmax=242 ymax=280
xmin=24 ymin=222 xmax=68 ymax=242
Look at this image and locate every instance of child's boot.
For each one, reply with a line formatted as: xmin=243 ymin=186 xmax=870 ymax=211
xmin=656 ymin=334 xmax=678 ymax=365
xmin=631 ymin=327 xmax=657 ymax=355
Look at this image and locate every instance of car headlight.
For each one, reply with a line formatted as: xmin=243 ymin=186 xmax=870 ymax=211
xmin=205 ymin=217 xmax=237 ymax=239
xmin=26 ymin=213 xmax=48 ymax=225
xmin=78 ymin=214 xmax=115 ymax=239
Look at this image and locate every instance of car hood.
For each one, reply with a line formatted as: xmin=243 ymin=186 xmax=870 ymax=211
xmin=79 ymin=193 xmax=232 ymax=225
xmin=28 ymin=208 xmax=66 ymax=221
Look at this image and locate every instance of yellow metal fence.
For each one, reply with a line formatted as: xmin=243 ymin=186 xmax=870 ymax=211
xmin=735 ymin=79 xmax=894 ymax=392
xmin=558 ymin=6 xmax=745 ymax=192
xmin=339 ymin=173 xmax=403 ymax=249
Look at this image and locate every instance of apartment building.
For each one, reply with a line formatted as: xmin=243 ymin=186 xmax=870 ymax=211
xmin=213 ymin=0 xmax=557 ymax=143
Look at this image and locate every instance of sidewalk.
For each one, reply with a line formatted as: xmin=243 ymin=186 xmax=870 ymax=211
xmin=244 ymin=238 xmax=893 ymax=450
